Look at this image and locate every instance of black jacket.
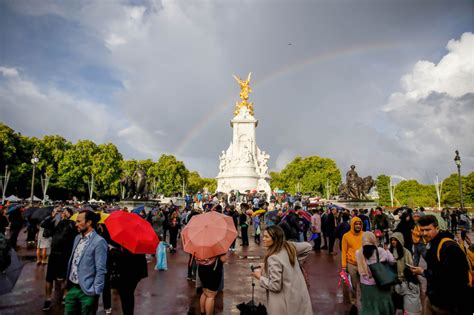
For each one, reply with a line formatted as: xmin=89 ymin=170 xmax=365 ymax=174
xmin=42 ymin=216 xmax=77 ymax=255
xmin=423 ymin=230 xmax=471 ymax=313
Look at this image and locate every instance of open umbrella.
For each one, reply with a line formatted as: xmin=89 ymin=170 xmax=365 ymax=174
xmin=181 ymin=211 xmax=237 ymax=260
xmin=6 ymin=205 xmax=22 ymax=214
xmin=104 ymin=211 xmax=159 ymax=254
xmin=297 ymin=210 xmax=312 ymax=222
xmin=23 ymin=207 xmax=39 ymax=219
xmin=131 ymin=205 xmax=145 ymax=214
xmin=0 ymin=249 xmax=25 ymax=295
xmin=30 ymin=207 xmax=53 ymax=221
xmin=70 ymin=211 xmax=109 ymax=224
xmin=252 ymin=209 xmax=266 ymax=216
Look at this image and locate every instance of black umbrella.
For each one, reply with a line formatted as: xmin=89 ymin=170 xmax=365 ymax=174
xmin=236 ymin=267 xmax=267 ymax=315
xmin=0 ymin=249 xmax=24 ymax=295
xmin=236 ymin=301 xmax=267 ymax=315
xmin=24 ymin=207 xmax=39 ymax=219
xmin=30 ymin=207 xmax=53 ymax=221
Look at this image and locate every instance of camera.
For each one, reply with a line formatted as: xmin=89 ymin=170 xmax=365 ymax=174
xmin=250 ymin=264 xmax=261 ymax=272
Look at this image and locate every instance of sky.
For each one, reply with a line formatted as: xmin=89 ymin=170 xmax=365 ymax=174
xmin=0 ymin=0 xmax=473 ymax=184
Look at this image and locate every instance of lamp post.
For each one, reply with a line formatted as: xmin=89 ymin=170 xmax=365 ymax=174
xmin=30 ymin=153 xmax=39 ymax=205
xmin=454 ymin=150 xmax=464 ymax=211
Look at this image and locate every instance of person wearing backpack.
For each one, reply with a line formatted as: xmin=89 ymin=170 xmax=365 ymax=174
xmin=410 ymin=215 xmax=472 ymax=315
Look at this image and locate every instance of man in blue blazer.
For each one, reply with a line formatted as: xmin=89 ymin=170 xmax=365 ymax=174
xmin=64 ymin=210 xmax=108 ymax=315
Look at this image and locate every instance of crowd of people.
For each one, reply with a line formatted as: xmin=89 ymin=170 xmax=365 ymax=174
xmin=0 ymin=193 xmax=473 ymax=315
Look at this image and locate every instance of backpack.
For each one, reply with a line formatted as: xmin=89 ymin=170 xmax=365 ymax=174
xmin=0 ymin=233 xmax=11 ymax=272
xmin=437 ymin=238 xmax=473 ymax=288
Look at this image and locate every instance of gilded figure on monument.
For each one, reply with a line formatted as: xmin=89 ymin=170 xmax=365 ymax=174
xmin=233 ymin=72 xmax=254 ymax=116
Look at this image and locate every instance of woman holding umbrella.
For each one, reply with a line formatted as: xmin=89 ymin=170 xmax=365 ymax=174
xmin=251 ymin=225 xmax=313 ymax=315
xmin=197 ymin=254 xmax=227 ymax=315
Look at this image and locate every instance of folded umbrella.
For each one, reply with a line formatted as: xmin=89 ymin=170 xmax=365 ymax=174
xmin=0 ymin=249 xmax=25 ymax=295
xmin=181 ymin=211 xmax=237 ymax=260
xmin=104 ymin=211 xmax=159 ymax=254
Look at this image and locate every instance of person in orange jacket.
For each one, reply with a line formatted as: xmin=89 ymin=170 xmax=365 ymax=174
xmin=341 ymin=216 xmax=364 ymax=313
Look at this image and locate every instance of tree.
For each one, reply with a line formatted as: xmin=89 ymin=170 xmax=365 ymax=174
xmin=394 ymin=180 xmax=437 ymax=208
xmin=375 ymin=175 xmax=391 ymax=206
xmin=270 ymin=156 xmax=341 ymax=196
xmin=441 ymin=172 xmax=474 ymax=207
xmin=57 ymin=140 xmax=99 ymax=197
xmin=91 ymin=143 xmax=123 ymax=197
xmin=150 ymin=154 xmax=189 ymax=196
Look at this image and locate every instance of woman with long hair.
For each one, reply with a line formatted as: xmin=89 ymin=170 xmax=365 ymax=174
xmin=356 ymin=231 xmax=395 ymax=315
xmin=251 ymin=225 xmax=312 ymax=315
xmin=389 ymin=232 xmax=413 ymax=313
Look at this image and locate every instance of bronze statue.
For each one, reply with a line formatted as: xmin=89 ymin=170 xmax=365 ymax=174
xmin=338 ymin=165 xmax=374 ymax=200
xmin=120 ymin=175 xmax=135 ymax=199
xmin=133 ymin=167 xmax=147 ymax=199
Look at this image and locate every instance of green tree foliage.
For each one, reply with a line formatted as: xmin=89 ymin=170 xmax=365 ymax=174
xmin=375 ymin=175 xmax=391 ymax=206
xmin=187 ymin=171 xmax=217 ymax=193
xmin=394 ymin=180 xmax=437 ymax=208
xmin=270 ymin=156 xmax=341 ymax=196
xmin=57 ymin=140 xmax=99 ymax=196
xmin=441 ymin=172 xmax=474 ymax=207
xmin=150 ymin=154 xmax=189 ymax=196
xmin=91 ymin=144 xmax=123 ymax=197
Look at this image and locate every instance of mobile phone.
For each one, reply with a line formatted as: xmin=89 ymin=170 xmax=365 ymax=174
xmin=405 ymin=263 xmax=416 ymax=268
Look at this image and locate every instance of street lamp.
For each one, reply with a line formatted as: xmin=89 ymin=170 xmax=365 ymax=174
xmin=30 ymin=153 xmax=39 ymax=205
xmin=454 ymin=150 xmax=464 ymax=211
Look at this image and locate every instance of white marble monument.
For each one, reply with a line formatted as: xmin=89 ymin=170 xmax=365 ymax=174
xmin=216 ymin=73 xmax=271 ymax=196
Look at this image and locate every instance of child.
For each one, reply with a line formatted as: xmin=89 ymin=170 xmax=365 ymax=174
xmin=394 ymin=267 xmax=422 ymax=315
xmin=155 ymin=235 xmax=170 ymax=271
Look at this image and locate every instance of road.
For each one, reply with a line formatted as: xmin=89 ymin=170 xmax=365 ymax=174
xmin=0 ymin=231 xmax=355 ymax=315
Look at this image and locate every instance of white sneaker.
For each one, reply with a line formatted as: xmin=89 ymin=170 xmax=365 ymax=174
xmin=105 ymin=308 xmax=112 ymax=314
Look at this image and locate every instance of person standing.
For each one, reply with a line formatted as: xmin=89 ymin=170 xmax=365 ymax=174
xmin=321 ymin=208 xmax=329 ymax=249
xmin=7 ymin=205 xmax=24 ymax=249
xmin=411 ymin=212 xmax=426 ymax=266
xmin=356 ymin=232 xmax=395 ymax=315
xmin=251 ymin=225 xmax=313 ymax=315
xmin=239 ymin=203 xmax=250 ymax=247
xmin=0 ymin=206 xmax=9 ymax=235
xmin=110 ymin=245 xmax=148 ymax=315
xmin=168 ymin=211 xmax=181 ymax=253
xmin=225 ymin=206 xmax=239 ymax=251
xmin=341 ymin=217 xmax=364 ymax=312
xmin=41 ymin=207 xmax=77 ymax=311
xmin=327 ymin=207 xmax=338 ymax=254
xmin=409 ymin=215 xmax=471 ymax=315
xmin=311 ymin=209 xmax=321 ymax=251
xmin=373 ymin=207 xmax=390 ymax=245
xmin=64 ymin=210 xmax=107 ymax=315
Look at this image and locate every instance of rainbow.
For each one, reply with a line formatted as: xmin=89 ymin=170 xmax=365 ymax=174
xmin=175 ymin=40 xmax=406 ymax=154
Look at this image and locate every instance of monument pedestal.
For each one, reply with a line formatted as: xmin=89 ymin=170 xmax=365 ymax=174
xmin=216 ymin=78 xmax=271 ymax=197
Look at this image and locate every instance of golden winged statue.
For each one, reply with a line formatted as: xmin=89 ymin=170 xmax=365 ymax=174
xmin=233 ymin=72 xmax=254 ymax=116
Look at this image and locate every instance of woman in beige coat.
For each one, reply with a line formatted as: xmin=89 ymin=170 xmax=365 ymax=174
xmin=251 ymin=225 xmax=313 ymax=315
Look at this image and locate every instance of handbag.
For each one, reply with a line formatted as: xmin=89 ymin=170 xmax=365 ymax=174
xmin=368 ymin=248 xmax=398 ymax=288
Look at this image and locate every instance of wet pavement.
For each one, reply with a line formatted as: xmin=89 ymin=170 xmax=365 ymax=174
xmin=1 ymin=231 xmax=358 ymax=315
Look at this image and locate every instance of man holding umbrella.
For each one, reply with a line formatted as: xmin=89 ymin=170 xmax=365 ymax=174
xmin=65 ymin=210 xmax=107 ymax=315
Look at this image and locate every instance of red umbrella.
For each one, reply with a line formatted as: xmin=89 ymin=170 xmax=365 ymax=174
xmin=181 ymin=211 xmax=237 ymax=260
xmin=104 ymin=211 xmax=159 ymax=254
xmin=297 ymin=210 xmax=312 ymax=222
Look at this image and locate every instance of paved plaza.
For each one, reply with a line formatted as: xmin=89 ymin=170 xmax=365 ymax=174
xmin=0 ymin=231 xmax=353 ymax=315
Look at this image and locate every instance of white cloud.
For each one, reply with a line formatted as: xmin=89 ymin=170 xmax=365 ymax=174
xmin=0 ymin=67 xmax=113 ymax=143
xmin=0 ymin=67 xmax=19 ymax=78
xmin=275 ymin=149 xmax=296 ymax=171
xmin=381 ymin=32 xmax=474 ymax=177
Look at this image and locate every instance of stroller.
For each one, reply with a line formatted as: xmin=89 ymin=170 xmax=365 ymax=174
xmin=236 ymin=265 xmax=267 ymax=315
